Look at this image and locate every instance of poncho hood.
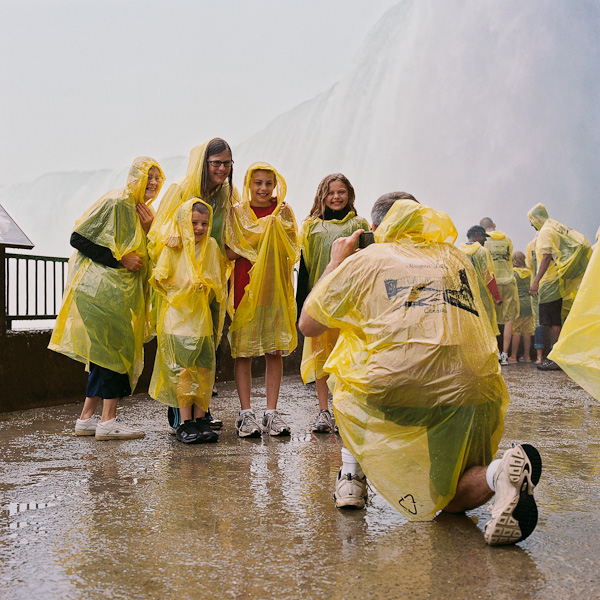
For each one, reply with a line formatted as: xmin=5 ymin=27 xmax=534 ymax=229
xmin=528 ymin=203 xmax=549 ymax=231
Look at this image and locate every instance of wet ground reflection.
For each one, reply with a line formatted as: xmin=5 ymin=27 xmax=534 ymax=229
xmin=1 ymin=366 xmax=599 ymax=598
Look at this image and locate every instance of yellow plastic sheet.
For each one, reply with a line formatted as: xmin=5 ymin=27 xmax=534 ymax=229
xmin=528 ymin=203 xmax=591 ymax=306
xmin=149 ymin=200 xmax=226 ymax=411
xmin=459 ymin=241 xmax=499 ymax=336
xmin=227 ymin=162 xmax=299 ymax=358
xmin=49 ymin=157 xmax=164 ymax=389
xmin=514 ymin=267 xmax=533 ymax=318
xmin=484 ymin=231 xmax=519 ymax=324
xmin=305 ymin=200 xmax=509 ymax=520
xmin=550 ymin=240 xmax=600 ymax=400
xmin=525 ymin=236 xmax=540 ymax=327
xmin=299 ymin=212 xmax=369 ymax=382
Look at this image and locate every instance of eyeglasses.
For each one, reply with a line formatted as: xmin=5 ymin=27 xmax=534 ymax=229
xmin=207 ymin=160 xmax=234 ymax=168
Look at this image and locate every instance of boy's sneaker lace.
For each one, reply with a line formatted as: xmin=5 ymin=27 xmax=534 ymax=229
xmin=236 ymin=411 xmax=262 ymax=438
xmin=311 ymin=409 xmax=334 ymax=433
xmin=95 ymin=419 xmax=145 ymax=441
xmin=484 ymin=443 xmax=542 ymax=545
xmin=75 ymin=416 xmax=99 ymax=436
xmin=262 ymin=411 xmax=291 ymax=436
xmin=334 ymin=469 xmax=368 ymax=509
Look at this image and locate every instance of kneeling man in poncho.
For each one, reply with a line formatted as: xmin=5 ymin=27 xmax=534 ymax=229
xmin=299 ymin=193 xmax=542 ymax=546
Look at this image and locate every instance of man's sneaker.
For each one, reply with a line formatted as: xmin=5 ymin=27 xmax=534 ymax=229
xmin=75 ymin=416 xmax=98 ymax=436
xmin=311 ymin=409 xmax=334 ymax=433
xmin=95 ymin=419 xmax=145 ymax=441
xmin=537 ymin=359 xmax=561 ymax=371
xmin=334 ymin=470 xmax=368 ymax=509
xmin=205 ymin=409 xmax=223 ymax=430
xmin=262 ymin=411 xmax=291 ymax=436
xmin=484 ymin=443 xmax=542 ymax=546
xmin=236 ymin=411 xmax=262 ymax=438
xmin=499 ymin=352 xmax=509 ymax=366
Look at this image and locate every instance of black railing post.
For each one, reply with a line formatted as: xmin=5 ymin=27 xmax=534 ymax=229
xmin=0 ymin=247 xmax=6 ymax=336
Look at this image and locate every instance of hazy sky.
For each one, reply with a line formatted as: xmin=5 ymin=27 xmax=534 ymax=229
xmin=1 ymin=0 xmax=399 ymax=185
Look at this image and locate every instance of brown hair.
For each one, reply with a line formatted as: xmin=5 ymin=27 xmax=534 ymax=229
xmin=512 ymin=251 xmax=527 ymax=268
xmin=192 ymin=202 xmax=210 ymax=217
xmin=308 ymin=173 xmax=356 ymax=219
xmin=200 ymin=138 xmax=234 ymax=201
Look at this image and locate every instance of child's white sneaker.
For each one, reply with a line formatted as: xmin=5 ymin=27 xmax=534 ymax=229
xmin=75 ymin=416 xmax=98 ymax=436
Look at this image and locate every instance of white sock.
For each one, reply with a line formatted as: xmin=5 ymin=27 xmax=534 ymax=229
xmin=486 ymin=459 xmax=502 ymax=491
xmin=264 ymin=409 xmax=276 ymax=416
xmin=239 ymin=409 xmax=253 ymax=416
xmin=99 ymin=418 xmax=115 ymax=426
xmin=341 ymin=447 xmax=364 ymax=478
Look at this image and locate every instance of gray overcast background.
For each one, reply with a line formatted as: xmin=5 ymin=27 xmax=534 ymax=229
xmin=0 ymin=0 xmax=398 ymax=185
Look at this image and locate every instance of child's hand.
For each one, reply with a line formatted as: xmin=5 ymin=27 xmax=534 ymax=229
xmin=165 ymin=234 xmax=182 ymax=249
xmin=120 ymin=252 xmax=143 ymax=272
xmin=136 ymin=203 xmax=155 ymax=233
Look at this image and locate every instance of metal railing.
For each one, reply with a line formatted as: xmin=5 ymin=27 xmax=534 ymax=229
xmin=4 ymin=252 xmax=69 ymax=330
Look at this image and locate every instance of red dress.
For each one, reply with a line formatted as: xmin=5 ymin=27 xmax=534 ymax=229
xmin=233 ymin=201 xmax=277 ymax=309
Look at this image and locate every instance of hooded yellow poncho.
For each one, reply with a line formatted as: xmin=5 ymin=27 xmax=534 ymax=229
xmin=148 ymin=140 xmax=239 ymax=262
xmin=149 ymin=200 xmax=226 ymax=411
xmin=527 ymin=203 xmax=591 ymax=308
xmin=299 ymin=211 xmax=370 ymax=383
xmin=49 ymin=156 xmax=165 ymax=389
xmin=484 ymin=230 xmax=519 ymax=324
xmin=227 ymin=162 xmax=299 ymax=358
xmin=459 ymin=241 xmax=499 ymax=336
xmin=305 ymin=200 xmax=509 ymax=521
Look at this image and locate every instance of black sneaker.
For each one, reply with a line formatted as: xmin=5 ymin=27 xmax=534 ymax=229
xmin=205 ymin=409 xmax=223 ymax=430
xmin=194 ymin=417 xmax=219 ymax=443
xmin=176 ymin=420 xmax=202 ymax=444
xmin=537 ymin=359 xmax=561 ymax=371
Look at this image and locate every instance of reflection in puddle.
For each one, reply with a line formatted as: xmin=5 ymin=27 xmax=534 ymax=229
xmin=4 ymin=501 xmax=56 ymax=516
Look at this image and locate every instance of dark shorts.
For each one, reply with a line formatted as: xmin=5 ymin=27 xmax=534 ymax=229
xmin=86 ymin=363 xmax=131 ymax=400
xmin=539 ymin=298 xmax=563 ymax=327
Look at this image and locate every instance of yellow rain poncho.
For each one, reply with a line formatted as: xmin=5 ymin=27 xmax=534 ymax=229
xmin=459 ymin=241 xmax=499 ymax=336
xmin=49 ymin=156 xmax=165 ymax=389
xmin=227 ymin=162 xmax=299 ymax=358
xmin=299 ymin=212 xmax=370 ymax=383
xmin=148 ymin=140 xmax=239 ymax=262
xmin=528 ymin=203 xmax=591 ymax=309
xmin=549 ymin=238 xmax=600 ymax=399
xmin=514 ymin=267 xmax=533 ymax=318
xmin=305 ymin=200 xmax=509 ymax=521
xmin=149 ymin=200 xmax=226 ymax=411
xmin=484 ymin=231 xmax=519 ymax=324
xmin=525 ymin=236 xmax=540 ymax=328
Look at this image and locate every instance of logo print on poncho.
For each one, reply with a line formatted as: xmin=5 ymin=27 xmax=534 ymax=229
xmin=385 ymin=269 xmax=478 ymax=316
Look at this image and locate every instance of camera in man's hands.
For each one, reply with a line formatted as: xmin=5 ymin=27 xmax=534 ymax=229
xmin=358 ymin=231 xmax=375 ymax=249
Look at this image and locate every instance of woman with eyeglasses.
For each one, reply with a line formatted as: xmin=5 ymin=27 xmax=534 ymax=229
xmin=148 ymin=138 xmax=239 ymax=435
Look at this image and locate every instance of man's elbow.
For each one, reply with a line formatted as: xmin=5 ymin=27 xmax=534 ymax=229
xmin=298 ymin=311 xmax=326 ymax=338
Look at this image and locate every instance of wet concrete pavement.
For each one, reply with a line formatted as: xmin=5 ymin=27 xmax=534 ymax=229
xmin=1 ymin=366 xmax=599 ymax=599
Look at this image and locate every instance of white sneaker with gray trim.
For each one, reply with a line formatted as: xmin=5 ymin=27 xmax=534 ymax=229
xmin=235 ymin=411 xmax=262 ymax=438
xmin=484 ymin=443 xmax=542 ymax=545
xmin=75 ymin=416 xmax=98 ymax=436
xmin=95 ymin=419 xmax=145 ymax=441
xmin=262 ymin=411 xmax=291 ymax=436
xmin=334 ymin=470 xmax=368 ymax=509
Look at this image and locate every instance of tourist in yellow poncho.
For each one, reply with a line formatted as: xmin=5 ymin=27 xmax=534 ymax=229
xmin=459 ymin=225 xmax=502 ymax=337
xmin=49 ymin=156 xmax=164 ymax=440
xmin=300 ymin=193 xmax=542 ymax=547
xmin=549 ymin=224 xmax=600 ymax=398
xmin=525 ymin=235 xmax=544 ymax=365
xmin=227 ymin=162 xmax=299 ymax=438
xmin=148 ymin=138 xmax=238 ymax=431
xmin=528 ymin=203 xmax=591 ymax=371
xmin=480 ymin=217 xmax=519 ymax=365
xmin=508 ymin=251 xmax=534 ymax=363
xmin=149 ymin=200 xmax=226 ymax=444
xmin=296 ymin=173 xmax=370 ymax=434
